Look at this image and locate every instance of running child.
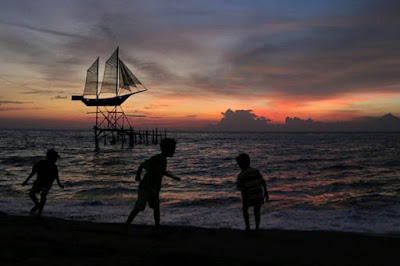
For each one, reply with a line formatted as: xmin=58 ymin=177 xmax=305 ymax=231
xmin=126 ymin=138 xmax=181 ymax=230
xmin=22 ymin=149 xmax=64 ymax=217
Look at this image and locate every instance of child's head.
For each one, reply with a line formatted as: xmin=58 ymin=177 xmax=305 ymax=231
xmin=160 ymin=138 xmax=176 ymax=157
xmin=236 ymin=153 xmax=250 ymax=170
xmin=46 ymin=149 xmax=59 ymax=163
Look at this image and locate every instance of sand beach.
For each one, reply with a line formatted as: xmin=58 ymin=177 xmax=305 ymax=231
xmin=0 ymin=214 xmax=399 ymax=265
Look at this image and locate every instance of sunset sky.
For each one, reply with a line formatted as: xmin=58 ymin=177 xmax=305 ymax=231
xmin=0 ymin=0 xmax=399 ymax=129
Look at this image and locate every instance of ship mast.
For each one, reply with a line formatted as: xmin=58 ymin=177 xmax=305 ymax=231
xmin=116 ymin=46 xmax=119 ymax=97
xmin=115 ymin=47 xmax=119 ymax=131
xmin=95 ymin=57 xmax=99 ymax=131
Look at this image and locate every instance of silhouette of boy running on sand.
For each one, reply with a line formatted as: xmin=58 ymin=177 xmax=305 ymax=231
xmin=22 ymin=149 xmax=64 ymax=217
xmin=236 ymin=153 xmax=268 ymax=231
xmin=126 ymin=138 xmax=181 ymax=230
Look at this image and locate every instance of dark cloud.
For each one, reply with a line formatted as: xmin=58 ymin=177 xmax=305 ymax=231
xmin=285 ymin=117 xmax=315 ymax=125
xmin=0 ymin=107 xmax=43 ymax=112
xmin=284 ymin=117 xmax=318 ymax=131
xmin=283 ymin=113 xmax=400 ymax=131
xmin=222 ymin=1 xmax=400 ymax=99
xmin=0 ymin=100 xmax=29 ymax=105
xmin=127 ymin=114 xmax=146 ymax=117
xmin=181 ymin=0 xmax=400 ymax=100
xmin=0 ymin=19 xmax=85 ymax=39
xmin=25 ymin=89 xmax=66 ymax=95
xmin=144 ymin=104 xmax=169 ymax=110
xmin=207 ymin=109 xmax=272 ymax=131
xmin=0 ymin=116 xmax=92 ymax=129
xmin=0 ymin=1 xmax=234 ymax=93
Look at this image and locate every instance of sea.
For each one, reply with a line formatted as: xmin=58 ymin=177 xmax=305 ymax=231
xmin=1 ymin=129 xmax=400 ymax=234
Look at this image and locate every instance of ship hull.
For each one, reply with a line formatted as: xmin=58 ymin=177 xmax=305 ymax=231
xmin=72 ymin=94 xmax=133 ymax=106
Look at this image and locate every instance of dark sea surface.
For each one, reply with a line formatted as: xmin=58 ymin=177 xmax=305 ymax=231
xmin=1 ymin=130 xmax=400 ymax=233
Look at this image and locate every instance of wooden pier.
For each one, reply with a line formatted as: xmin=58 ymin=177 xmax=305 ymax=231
xmin=94 ymin=127 xmax=167 ymax=149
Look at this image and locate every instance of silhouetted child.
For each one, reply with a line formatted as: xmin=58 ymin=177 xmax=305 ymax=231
xmin=22 ymin=149 xmax=64 ymax=217
xmin=126 ymin=138 xmax=181 ymax=230
xmin=236 ymin=153 xmax=268 ymax=231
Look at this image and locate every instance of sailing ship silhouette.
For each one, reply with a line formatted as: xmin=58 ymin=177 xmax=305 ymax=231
xmin=72 ymin=47 xmax=146 ymax=106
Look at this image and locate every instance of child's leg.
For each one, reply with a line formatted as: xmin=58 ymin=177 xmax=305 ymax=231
xmin=29 ymin=188 xmax=40 ymax=215
xmin=126 ymin=188 xmax=146 ymax=225
xmin=29 ymin=188 xmax=39 ymax=207
xmin=242 ymin=203 xmax=250 ymax=230
xmin=126 ymin=208 xmax=140 ymax=225
xmin=37 ymin=191 xmax=48 ymax=217
xmin=254 ymin=204 xmax=261 ymax=231
xmin=153 ymin=206 xmax=160 ymax=228
xmin=149 ymin=194 xmax=160 ymax=228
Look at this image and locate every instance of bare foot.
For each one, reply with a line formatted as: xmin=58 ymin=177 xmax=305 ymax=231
xmin=30 ymin=206 xmax=38 ymax=216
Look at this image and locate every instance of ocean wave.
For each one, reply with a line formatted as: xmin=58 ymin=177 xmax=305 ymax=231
xmin=0 ymin=155 xmax=40 ymax=167
xmin=165 ymin=196 xmax=240 ymax=207
xmin=346 ymin=194 xmax=400 ymax=209
xmin=320 ymin=164 xmax=364 ymax=171
xmin=0 ymin=184 xmax=23 ymax=197
xmin=268 ymin=179 xmax=400 ymax=201
xmin=266 ymin=176 xmax=313 ymax=183
xmin=64 ymin=180 xmax=131 ymax=187
xmin=381 ymin=160 xmax=400 ymax=167
xmin=72 ymin=200 xmax=105 ymax=206
xmin=318 ymin=180 xmax=385 ymax=192
xmin=75 ymin=187 xmax=135 ymax=197
xmin=278 ymin=156 xmax=353 ymax=164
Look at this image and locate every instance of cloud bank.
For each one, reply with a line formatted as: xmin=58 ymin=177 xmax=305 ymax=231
xmin=208 ymin=109 xmax=400 ymax=131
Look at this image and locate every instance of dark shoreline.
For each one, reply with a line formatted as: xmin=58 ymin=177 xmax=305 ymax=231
xmin=1 ymin=215 xmax=399 ymax=265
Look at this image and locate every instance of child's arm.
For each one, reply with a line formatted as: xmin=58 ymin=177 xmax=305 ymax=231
xmin=55 ymin=170 xmax=64 ymax=189
xmin=236 ymin=181 xmax=242 ymax=191
xmin=262 ymin=179 xmax=269 ymax=201
xmin=22 ymin=165 xmax=37 ymax=185
xmin=259 ymin=171 xmax=269 ymax=201
xmin=135 ymin=163 xmax=145 ymax=181
xmin=236 ymin=174 xmax=243 ymax=191
xmin=165 ymin=171 xmax=181 ymax=181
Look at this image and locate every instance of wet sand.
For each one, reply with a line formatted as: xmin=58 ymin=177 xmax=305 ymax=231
xmin=0 ymin=214 xmax=399 ymax=265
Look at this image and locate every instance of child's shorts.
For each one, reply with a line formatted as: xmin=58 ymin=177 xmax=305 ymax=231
xmin=134 ymin=187 xmax=160 ymax=211
xmin=30 ymin=184 xmax=51 ymax=195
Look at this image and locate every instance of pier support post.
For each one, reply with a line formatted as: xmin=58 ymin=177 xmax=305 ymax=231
xmin=94 ymin=126 xmax=99 ymax=150
xmin=129 ymin=128 xmax=134 ymax=147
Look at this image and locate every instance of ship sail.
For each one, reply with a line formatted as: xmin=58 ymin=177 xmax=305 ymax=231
xmin=101 ymin=48 xmax=119 ymax=95
xmin=83 ymin=58 xmax=99 ymax=96
xmin=119 ymin=59 xmax=142 ymax=91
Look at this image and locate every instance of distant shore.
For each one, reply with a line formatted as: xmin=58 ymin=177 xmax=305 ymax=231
xmin=0 ymin=214 xmax=399 ymax=265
